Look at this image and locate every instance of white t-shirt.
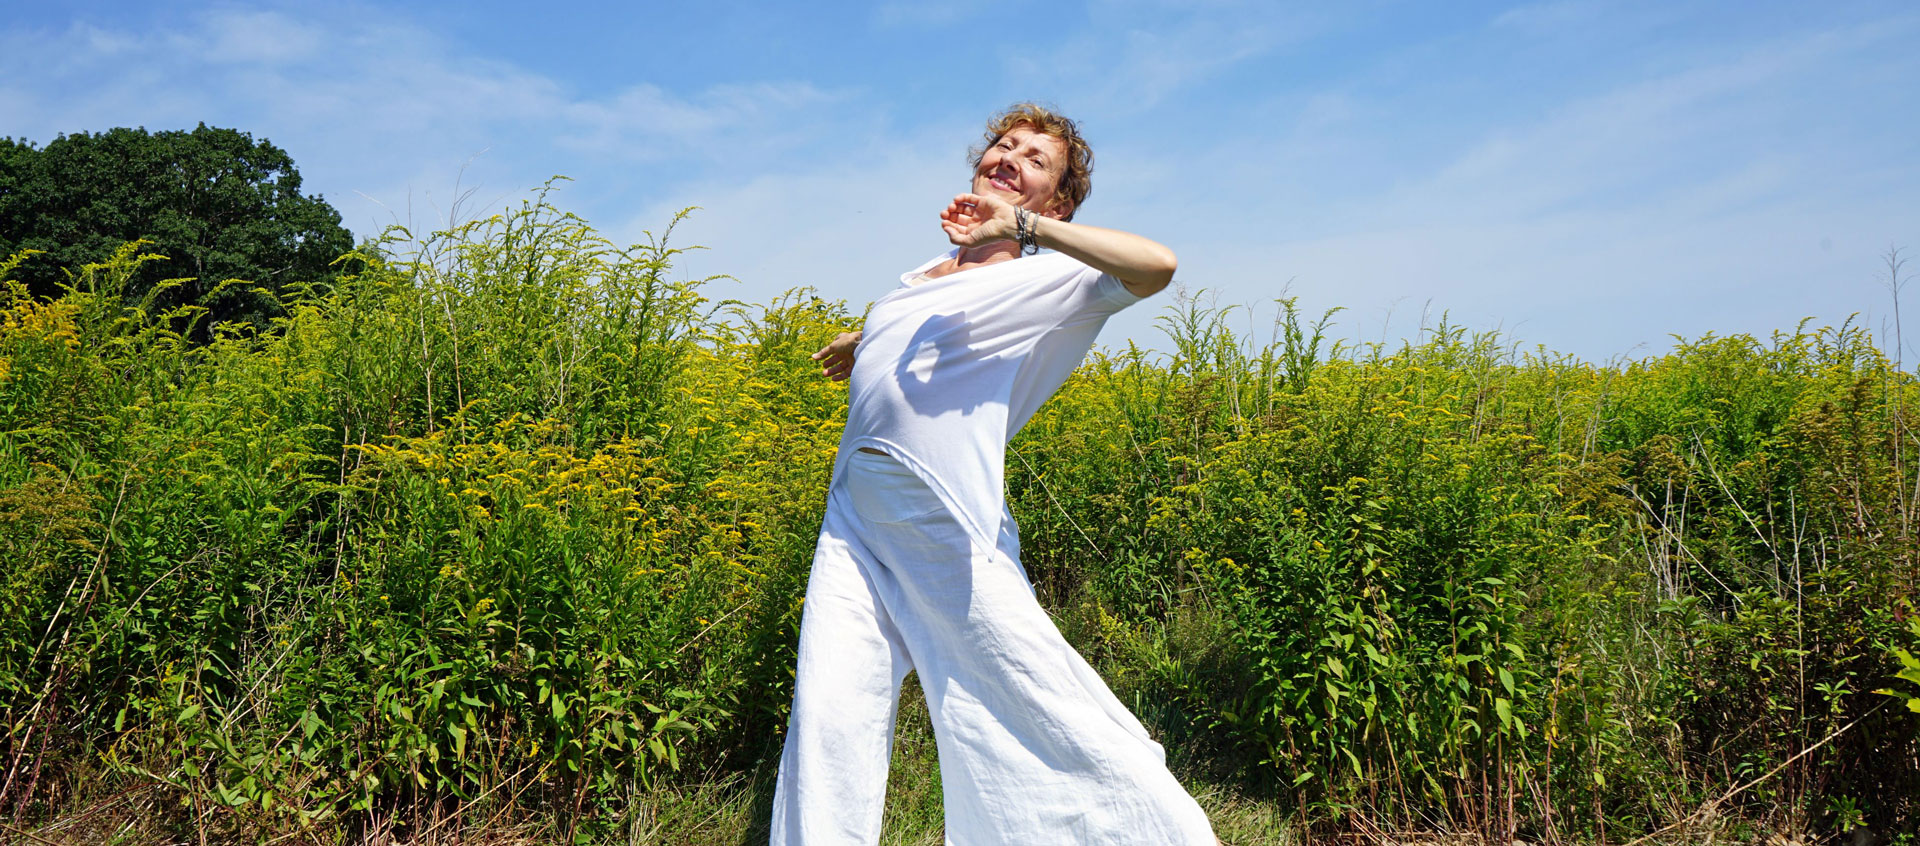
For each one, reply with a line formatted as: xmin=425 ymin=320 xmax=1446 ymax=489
xmin=833 ymin=248 xmax=1146 ymax=550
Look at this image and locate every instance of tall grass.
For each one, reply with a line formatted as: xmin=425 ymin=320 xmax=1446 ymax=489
xmin=1 ymin=192 xmax=1917 ymax=843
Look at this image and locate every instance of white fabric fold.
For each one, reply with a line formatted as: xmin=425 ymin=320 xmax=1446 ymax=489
xmin=831 ymin=249 xmax=1144 ymax=551
xmin=772 ymin=450 xmax=1217 ymax=844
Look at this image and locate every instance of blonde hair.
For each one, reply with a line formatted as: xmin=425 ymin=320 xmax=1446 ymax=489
xmin=968 ymin=102 xmax=1094 ymax=222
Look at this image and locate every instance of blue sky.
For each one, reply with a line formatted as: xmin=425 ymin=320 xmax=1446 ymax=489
xmin=5 ymin=0 xmax=1918 ymax=362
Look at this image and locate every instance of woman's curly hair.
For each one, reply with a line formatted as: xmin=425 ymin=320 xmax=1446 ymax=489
xmin=968 ymin=102 xmax=1094 ymax=222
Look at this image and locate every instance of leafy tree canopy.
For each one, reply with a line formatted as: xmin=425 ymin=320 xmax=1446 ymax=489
xmin=0 ymin=123 xmax=355 ymax=333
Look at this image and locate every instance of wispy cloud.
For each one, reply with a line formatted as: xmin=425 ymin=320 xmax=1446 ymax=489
xmin=1007 ymin=4 xmax=1349 ymax=113
xmin=187 ymin=9 xmax=326 ymax=64
xmin=1489 ymin=0 xmax=1598 ymax=32
xmin=3 ymin=1 xmax=1917 ymax=362
xmin=621 ymin=120 xmax=974 ymax=303
xmin=1087 ymin=9 xmax=1920 ymax=359
xmin=558 ymin=81 xmax=843 ymax=160
xmin=0 ymin=7 xmax=858 ymax=237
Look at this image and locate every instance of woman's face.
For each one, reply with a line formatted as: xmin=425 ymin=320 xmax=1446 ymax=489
xmin=973 ymin=125 xmax=1069 ymax=218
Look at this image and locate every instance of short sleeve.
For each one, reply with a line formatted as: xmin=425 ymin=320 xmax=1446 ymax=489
xmin=1094 ymin=272 xmax=1147 ymax=311
xmin=1056 ymin=267 xmax=1145 ymax=328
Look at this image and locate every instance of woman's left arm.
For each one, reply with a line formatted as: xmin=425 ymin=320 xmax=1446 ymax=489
xmin=1030 ymin=216 xmax=1177 ymax=298
xmin=941 ymin=192 xmax=1177 ymax=297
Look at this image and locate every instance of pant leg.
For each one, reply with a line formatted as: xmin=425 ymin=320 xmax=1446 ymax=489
xmin=770 ymin=490 xmax=916 ymax=845
xmin=847 ymin=455 xmax=1217 ymax=846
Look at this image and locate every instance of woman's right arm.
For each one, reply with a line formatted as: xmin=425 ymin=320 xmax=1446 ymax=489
xmin=811 ymin=331 xmax=861 ymax=381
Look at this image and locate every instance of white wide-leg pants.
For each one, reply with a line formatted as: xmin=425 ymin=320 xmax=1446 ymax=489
xmin=771 ymin=450 xmax=1216 ymax=845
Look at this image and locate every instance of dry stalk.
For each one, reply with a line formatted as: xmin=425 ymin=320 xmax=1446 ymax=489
xmin=1621 ymin=701 xmax=1886 ymax=846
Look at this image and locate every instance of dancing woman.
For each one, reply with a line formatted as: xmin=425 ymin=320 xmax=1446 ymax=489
xmin=772 ymin=103 xmax=1217 ymax=845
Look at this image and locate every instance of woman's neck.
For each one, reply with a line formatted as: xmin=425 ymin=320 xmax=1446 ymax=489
xmin=955 ymin=241 xmax=1020 ymax=268
xmin=926 ymin=229 xmax=1033 ymax=280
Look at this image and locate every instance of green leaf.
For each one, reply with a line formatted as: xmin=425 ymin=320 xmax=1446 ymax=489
xmin=1362 ymin=642 xmax=1388 ymax=667
xmin=1499 ymin=668 xmax=1515 ymax=695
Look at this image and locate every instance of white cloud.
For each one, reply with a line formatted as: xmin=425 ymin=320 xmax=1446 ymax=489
xmin=557 ymin=81 xmax=842 ymax=160
xmin=75 ymin=22 xmax=141 ymax=56
xmin=1388 ymin=26 xmax=1853 ymax=224
xmin=1489 ymin=0 xmax=1599 ymax=32
xmin=1007 ymin=4 xmax=1349 ymax=113
xmin=600 ymin=6 xmax=1920 ymax=362
xmin=0 ymin=7 xmax=857 ymax=245
xmin=619 ymin=121 xmax=976 ymax=309
xmin=4 ymin=1 xmax=1917 ymax=365
xmin=1076 ymin=11 xmax=1920 ymax=360
xmin=190 ymin=9 xmax=325 ymax=64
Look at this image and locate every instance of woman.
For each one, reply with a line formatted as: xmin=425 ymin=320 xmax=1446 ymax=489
xmin=772 ymin=104 xmax=1217 ymax=845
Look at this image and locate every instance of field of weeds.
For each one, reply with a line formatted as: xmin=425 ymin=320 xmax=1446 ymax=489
xmin=2 ymin=194 xmax=1917 ymax=844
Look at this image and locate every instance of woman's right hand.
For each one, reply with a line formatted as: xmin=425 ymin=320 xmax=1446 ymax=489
xmin=811 ymin=331 xmax=861 ymax=381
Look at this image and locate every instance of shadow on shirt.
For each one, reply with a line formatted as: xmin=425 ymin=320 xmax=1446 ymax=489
xmin=893 ymin=311 xmax=1009 ymax=418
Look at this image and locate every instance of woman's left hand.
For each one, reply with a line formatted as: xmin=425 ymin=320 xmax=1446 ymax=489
xmin=811 ymin=331 xmax=861 ymax=381
xmin=940 ymin=193 xmax=1019 ymax=247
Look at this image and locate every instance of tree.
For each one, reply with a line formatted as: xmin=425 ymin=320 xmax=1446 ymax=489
xmin=0 ymin=124 xmax=355 ymax=334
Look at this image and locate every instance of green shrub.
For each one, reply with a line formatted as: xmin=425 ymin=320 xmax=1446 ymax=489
xmin=1 ymin=193 xmax=1916 ymax=841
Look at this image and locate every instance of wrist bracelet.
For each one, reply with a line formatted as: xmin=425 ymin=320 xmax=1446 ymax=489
xmin=1014 ymin=207 xmax=1039 ymax=255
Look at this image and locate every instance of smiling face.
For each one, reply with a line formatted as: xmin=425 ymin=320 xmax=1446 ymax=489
xmin=971 ymin=125 xmax=1071 ymax=219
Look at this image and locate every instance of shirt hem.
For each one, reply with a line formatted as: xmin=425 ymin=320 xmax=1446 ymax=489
xmin=831 ymin=435 xmax=1001 ymax=553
